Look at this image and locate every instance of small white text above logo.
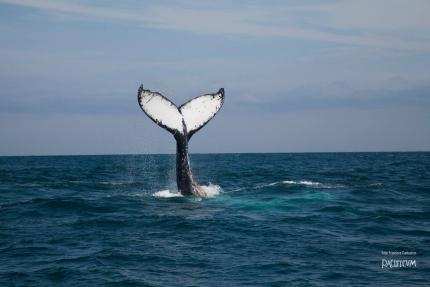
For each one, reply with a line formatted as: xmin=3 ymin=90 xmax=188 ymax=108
xmin=381 ymin=251 xmax=417 ymax=269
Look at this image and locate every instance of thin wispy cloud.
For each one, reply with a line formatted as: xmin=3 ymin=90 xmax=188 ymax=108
xmin=1 ymin=0 xmax=429 ymax=51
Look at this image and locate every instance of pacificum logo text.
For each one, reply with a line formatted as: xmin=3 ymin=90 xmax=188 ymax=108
xmin=381 ymin=259 xmax=416 ymax=269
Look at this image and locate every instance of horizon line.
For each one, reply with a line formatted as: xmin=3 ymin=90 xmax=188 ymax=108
xmin=1 ymin=150 xmax=429 ymax=157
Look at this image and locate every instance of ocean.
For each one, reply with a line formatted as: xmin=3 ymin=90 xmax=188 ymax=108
xmin=0 ymin=152 xmax=429 ymax=286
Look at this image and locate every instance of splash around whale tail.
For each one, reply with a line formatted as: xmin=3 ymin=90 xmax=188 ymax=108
xmin=137 ymin=85 xmax=224 ymax=139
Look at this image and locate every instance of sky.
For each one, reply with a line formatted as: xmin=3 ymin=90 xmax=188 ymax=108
xmin=0 ymin=0 xmax=429 ymax=155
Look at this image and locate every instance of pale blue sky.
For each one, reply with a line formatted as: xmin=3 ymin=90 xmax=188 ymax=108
xmin=0 ymin=0 xmax=429 ymax=155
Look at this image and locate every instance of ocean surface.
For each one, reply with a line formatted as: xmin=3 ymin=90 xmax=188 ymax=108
xmin=0 ymin=152 xmax=429 ymax=286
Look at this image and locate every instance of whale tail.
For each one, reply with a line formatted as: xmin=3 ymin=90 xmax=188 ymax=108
xmin=137 ymin=85 xmax=224 ymax=196
xmin=137 ymin=85 xmax=224 ymax=139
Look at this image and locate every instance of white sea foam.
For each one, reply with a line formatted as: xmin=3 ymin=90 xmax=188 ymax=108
xmin=152 ymin=184 xmax=222 ymax=198
xmin=254 ymin=182 xmax=279 ymax=189
xmin=283 ymin=180 xmax=321 ymax=186
xmin=282 ymin=180 xmax=296 ymax=184
xmin=283 ymin=180 xmax=343 ymax=189
xmin=153 ymin=190 xmax=183 ymax=198
xmin=200 ymin=183 xmax=222 ymax=197
xmin=252 ymin=180 xmax=340 ymax=191
xmin=299 ymin=181 xmax=321 ymax=186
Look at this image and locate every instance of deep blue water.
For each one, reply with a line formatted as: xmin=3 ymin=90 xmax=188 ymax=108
xmin=0 ymin=152 xmax=429 ymax=286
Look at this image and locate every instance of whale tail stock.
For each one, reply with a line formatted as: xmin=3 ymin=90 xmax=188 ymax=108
xmin=137 ymin=85 xmax=224 ymax=196
xmin=137 ymin=85 xmax=224 ymax=140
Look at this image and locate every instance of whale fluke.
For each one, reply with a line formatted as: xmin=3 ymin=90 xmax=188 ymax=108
xmin=137 ymin=85 xmax=224 ymax=196
xmin=179 ymin=89 xmax=224 ymax=139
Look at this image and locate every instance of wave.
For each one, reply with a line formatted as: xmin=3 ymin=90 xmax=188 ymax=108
xmin=152 ymin=180 xmax=339 ymax=198
xmin=255 ymin=180 xmax=340 ymax=189
xmin=153 ymin=183 xmax=222 ymax=198
xmin=254 ymin=182 xmax=284 ymax=189
xmin=153 ymin=190 xmax=183 ymax=198
xmin=283 ymin=180 xmax=321 ymax=186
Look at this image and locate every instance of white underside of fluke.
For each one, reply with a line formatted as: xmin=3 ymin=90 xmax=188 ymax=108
xmin=138 ymin=90 xmax=184 ymax=132
xmin=180 ymin=94 xmax=223 ymax=133
xmin=138 ymin=88 xmax=224 ymax=135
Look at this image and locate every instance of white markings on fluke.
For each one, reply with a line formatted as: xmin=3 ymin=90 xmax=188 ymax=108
xmin=138 ymin=87 xmax=224 ymax=136
xmin=180 ymin=94 xmax=224 ymax=134
xmin=138 ymin=90 xmax=184 ymax=133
